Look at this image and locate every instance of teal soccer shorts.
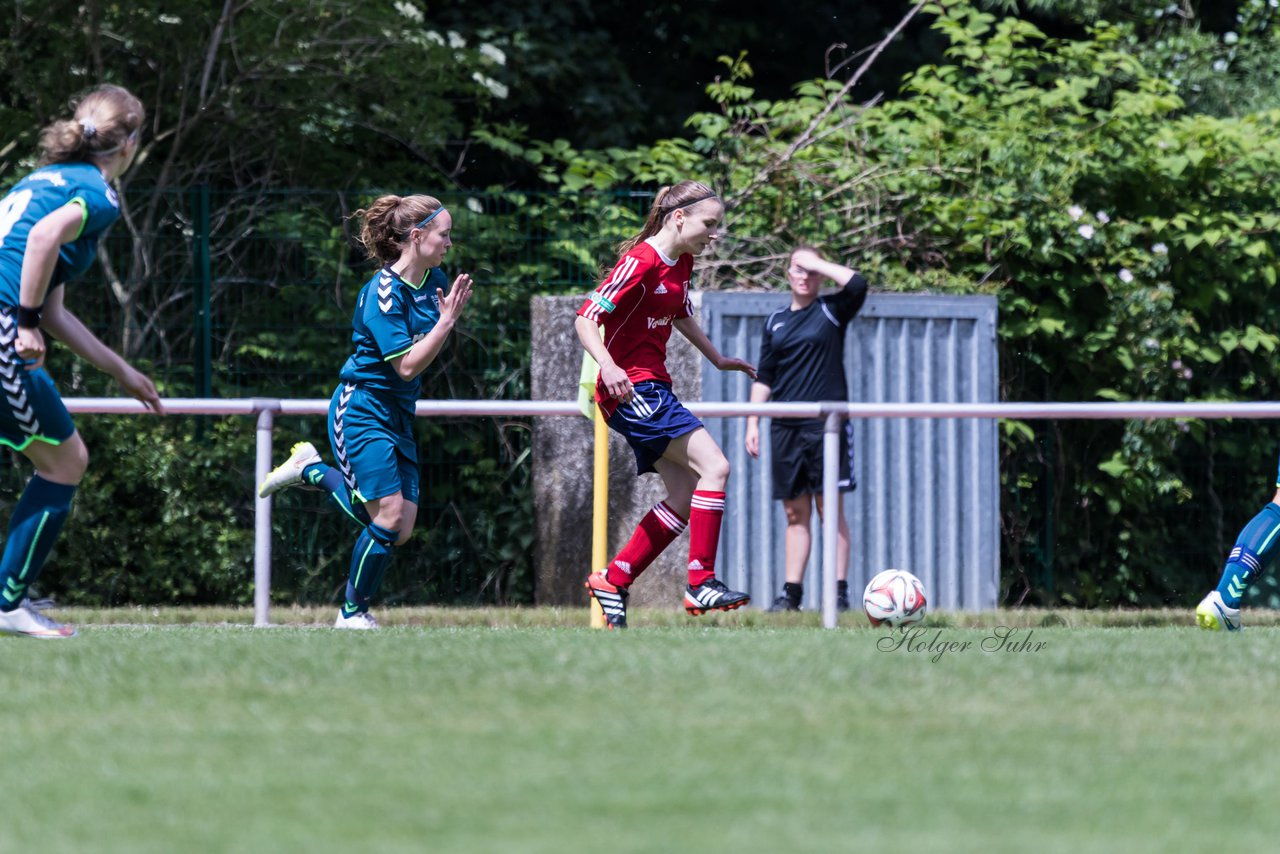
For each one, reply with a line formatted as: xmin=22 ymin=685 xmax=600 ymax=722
xmin=327 ymin=381 xmax=420 ymax=505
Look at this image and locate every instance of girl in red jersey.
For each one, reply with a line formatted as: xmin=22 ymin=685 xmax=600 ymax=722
xmin=576 ymin=180 xmax=756 ymax=628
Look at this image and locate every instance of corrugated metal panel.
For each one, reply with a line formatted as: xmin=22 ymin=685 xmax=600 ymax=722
xmin=700 ymin=292 xmax=1000 ymax=612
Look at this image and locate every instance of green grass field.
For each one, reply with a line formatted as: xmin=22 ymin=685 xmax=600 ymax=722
xmin=3 ymin=607 xmax=1276 ymax=853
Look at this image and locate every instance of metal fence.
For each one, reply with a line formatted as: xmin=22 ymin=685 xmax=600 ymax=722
xmin=59 ymin=397 xmax=1280 ymax=626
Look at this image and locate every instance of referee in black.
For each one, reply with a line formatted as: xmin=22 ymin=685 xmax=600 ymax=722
xmin=745 ymin=247 xmax=868 ymax=611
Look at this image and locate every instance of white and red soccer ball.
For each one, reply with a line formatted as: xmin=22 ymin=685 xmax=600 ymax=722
xmin=863 ymin=569 xmax=927 ymax=627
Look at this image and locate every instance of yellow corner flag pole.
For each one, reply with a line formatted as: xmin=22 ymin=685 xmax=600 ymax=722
xmin=579 ymin=345 xmax=607 ymax=629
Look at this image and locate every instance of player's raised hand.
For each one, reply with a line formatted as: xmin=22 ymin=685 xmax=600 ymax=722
xmin=789 ymin=248 xmax=823 ymax=272
xmin=439 ymin=274 xmax=473 ymax=324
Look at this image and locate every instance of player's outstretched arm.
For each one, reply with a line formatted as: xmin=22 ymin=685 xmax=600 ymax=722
xmin=40 ymin=287 xmax=164 ymax=413
xmin=674 ymin=317 xmax=757 ymax=379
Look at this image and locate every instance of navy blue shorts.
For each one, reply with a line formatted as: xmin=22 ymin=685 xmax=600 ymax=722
xmin=770 ymin=419 xmax=856 ymax=501
xmin=605 ymin=381 xmax=704 ymax=475
xmin=0 ymin=309 xmax=76 ymax=452
xmin=328 ymin=381 xmax=420 ymax=505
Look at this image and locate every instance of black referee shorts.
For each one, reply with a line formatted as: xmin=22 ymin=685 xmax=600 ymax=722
xmin=769 ymin=420 xmax=856 ymax=501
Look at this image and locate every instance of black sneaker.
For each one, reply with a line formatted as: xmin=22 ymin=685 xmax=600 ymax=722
xmin=684 ymin=579 xmax=750 ymax=615
xmin=768 ymin=594 xmax=800 ymax=612
xmin=586 ymin=572 xmax=628 ymax=629
xmin=770 ymin=582 xmax=803 ymax=612
xmin=836 ymin=593 xmax=851 ymax=612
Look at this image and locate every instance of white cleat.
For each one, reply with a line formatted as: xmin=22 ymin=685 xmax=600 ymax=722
xmin=0 ymin=601 xmax=76 ymax=638
xmin=1196 ymin=590 xmax=1242 ymax=632
xmin=334 ymin=611 xmax=379 ymax=630
xmin=258 ymin=442 xmax=322 ymax=498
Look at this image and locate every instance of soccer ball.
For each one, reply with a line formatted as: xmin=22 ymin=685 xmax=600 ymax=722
xmin=863 ymin=569 xmax=927 ymax=627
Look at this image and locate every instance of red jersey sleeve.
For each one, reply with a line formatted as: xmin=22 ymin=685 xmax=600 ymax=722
xmin=577 ymin=250 xmax=654 ymax=324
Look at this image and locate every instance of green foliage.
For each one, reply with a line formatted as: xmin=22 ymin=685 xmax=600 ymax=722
xmin=979 ymin=0 xmax=1280 ymax=116
xmin=0 ymin=0 xmax=503 ymax=187
xmin=869 ymin=1 xmax=1280 ymax=606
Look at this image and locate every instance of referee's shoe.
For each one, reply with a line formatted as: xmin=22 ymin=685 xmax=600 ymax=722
xmin=684 ymin=579 xmax=750 ymax=615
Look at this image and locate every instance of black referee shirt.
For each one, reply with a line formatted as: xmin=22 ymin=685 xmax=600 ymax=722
xmin=756 ymin=274 xmax=869 ymax=427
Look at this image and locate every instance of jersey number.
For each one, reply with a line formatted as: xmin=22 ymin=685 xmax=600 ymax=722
xmin=0 ymin=189 xmax=34 ymax=250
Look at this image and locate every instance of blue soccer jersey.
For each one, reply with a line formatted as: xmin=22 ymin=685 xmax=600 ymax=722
xmin=338 ymin=265 xmax=448 ymax=406
xmin=0 ymin=162 xmax=121 ymax=305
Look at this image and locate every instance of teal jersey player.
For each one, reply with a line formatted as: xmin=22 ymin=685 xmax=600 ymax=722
xmin=1196 ymin=460 xmax=1280 ymax=631
xmin=0 ymin=85 xmax=164 ymax=641
xmin=339 ymin=265 xmax=449 ymax=408
xmin=0 ymin=162 xmax=122 ymax=303
xmin=258 ymin=195 xmax=473 ymax=630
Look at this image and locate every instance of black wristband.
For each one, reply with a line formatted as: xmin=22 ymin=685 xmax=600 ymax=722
xmin=15 ymin=305 xmax=42 ymax=329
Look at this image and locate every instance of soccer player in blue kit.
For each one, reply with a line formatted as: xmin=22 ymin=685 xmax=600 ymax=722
xmin=1196 ymin=482 xmax=1280 ymax=631
xmin=745 ymin=247 xmax=868 ymax=612
xmin=259 ymin=194 xmax=472 ymax=628
xmin=0 ymin=84 xmax=163 ymax=638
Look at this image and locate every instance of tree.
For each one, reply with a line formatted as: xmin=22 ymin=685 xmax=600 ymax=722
xmin=980 ymin=0 xmax=1280 ymax=116
xmin=1 ymin=0 xmax=507 ymax=360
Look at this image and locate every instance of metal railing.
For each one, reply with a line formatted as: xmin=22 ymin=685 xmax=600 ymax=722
xmin=64 ymin=397 xmax=1280 ymax=627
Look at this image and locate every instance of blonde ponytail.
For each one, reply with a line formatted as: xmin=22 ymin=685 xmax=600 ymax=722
xmin=38 ymin=84 xmax=144 ymax=166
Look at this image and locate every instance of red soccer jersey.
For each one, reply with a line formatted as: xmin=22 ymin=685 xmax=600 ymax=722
xmin=577 ymin=241 xmax=694 ymax=415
